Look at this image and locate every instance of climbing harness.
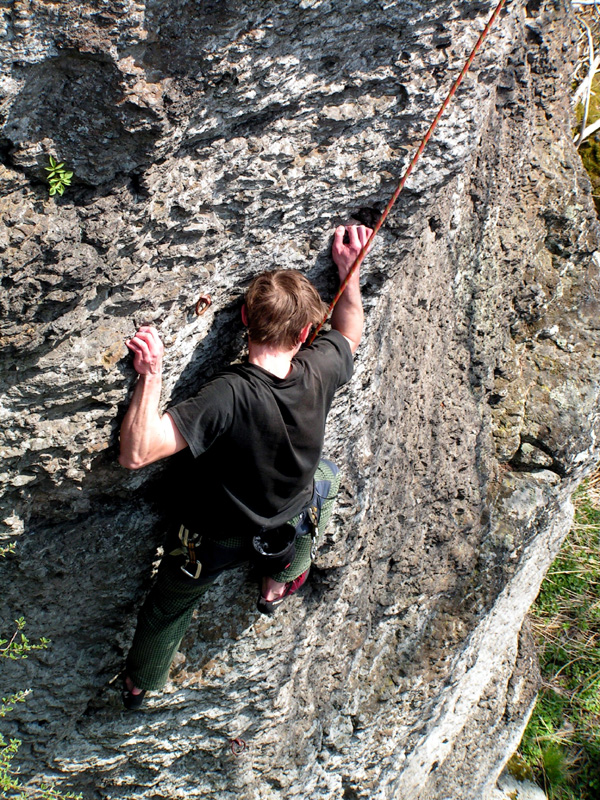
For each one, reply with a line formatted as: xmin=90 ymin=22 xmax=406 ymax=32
xmin=308 ymin=0 xmax=508 ymax=344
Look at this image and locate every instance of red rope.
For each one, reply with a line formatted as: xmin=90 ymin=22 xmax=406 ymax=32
xmin=308 ymin=0 xmax=507 ymax=345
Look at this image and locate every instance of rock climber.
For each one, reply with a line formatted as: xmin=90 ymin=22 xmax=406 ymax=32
xmin=118 ymin=223 xmax=372 ymax=709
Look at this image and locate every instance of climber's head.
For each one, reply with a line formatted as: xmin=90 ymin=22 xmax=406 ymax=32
xmin=242 ymin=270 xmax=327 ymax=350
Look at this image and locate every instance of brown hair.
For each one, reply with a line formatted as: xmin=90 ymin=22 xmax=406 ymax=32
xmin=244 ymin=270 xmax=327 ymax=349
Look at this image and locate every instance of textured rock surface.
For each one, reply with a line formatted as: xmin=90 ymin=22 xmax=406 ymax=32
xmin=495 ymin=770 xmax=548 ymax=800
xmin=1 ymin=1 xmax=599 ymax=798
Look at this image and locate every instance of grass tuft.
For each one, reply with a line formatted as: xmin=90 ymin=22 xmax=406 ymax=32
xmin=517 ymin=476 xmax=600 ymax=799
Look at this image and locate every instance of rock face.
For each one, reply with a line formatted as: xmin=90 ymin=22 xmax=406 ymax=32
xmin=1 ymin=1 xmax=598 ymax=798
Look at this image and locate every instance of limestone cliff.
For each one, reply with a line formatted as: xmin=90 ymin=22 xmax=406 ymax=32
xmin=1 ymin=1 xmax=599 ymax=798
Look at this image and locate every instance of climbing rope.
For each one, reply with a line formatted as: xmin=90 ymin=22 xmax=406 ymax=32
xmin=308 ymin=0 xmax=508 ymax=345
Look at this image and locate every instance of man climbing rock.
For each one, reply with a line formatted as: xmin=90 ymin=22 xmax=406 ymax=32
xmin=119 ymin=223 xmax=371 ymax=709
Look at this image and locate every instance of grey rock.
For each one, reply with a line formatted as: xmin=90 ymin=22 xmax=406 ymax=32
xmin=0 ymin=1 xmax=597 ymax=799
xmin=495 ymin=770 xmax=548 ymax=800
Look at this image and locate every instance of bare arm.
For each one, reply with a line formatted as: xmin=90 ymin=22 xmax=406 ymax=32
xmin=119 ymin=326 xmax=188 ymax=470
xmin=330 ymin=224 xmax=372 ymax=354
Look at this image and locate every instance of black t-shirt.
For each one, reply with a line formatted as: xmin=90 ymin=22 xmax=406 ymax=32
xmin=167 ymin=330 xmax=353 ymax=531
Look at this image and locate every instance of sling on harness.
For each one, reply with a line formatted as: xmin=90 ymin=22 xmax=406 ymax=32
xmin=170 ymin=524 xmax=202 ymax=579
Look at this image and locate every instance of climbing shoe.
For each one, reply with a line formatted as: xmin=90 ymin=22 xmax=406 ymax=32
xmin=256 ymin=569 xmax=309 ymax=616
xmin=122 ymin=677 xmax=146 ymax=711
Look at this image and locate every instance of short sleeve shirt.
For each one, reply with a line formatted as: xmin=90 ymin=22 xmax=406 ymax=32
xmin=167 ymin=330 xmax=353 ymax=529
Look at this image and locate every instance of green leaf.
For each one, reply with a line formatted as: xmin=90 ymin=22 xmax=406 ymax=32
xmin=49 ymin=185 xmax=57 ymax=195
xmin=57 ymin=184 xmax=65 ymax=195
xmin=62 ymin=171 xmax=73 ymax=180
xmin=48 ymin=155 xmax=57 ymax=167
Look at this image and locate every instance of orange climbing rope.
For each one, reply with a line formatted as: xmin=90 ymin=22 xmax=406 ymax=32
xmin=308 ymin=0 xmax=508 ymax=345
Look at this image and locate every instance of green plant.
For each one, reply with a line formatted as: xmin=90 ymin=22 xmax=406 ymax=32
xmin=506 ymin=752 xmax=534 ymax=782
xmin=517 ymin=476 xmax=600 ymax=800
xmin=44 ymin=156 xmax=73 ymax=197
xmin=1 ymin=549 xmax=81 ymax=799
xmin=1 ymin=617 xmax=49 ymax=661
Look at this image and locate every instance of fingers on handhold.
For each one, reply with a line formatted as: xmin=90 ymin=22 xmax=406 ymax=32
xmin=333 ymin=226 xmax=346 ymax=248
xmin=334 ymin=223 xmax=373 ymax=254
xmin=347 ymin=225 xmax=361 ymax=248
xmin=133 ymin=333 xmax=152 ymax=350
xmin=133 ymin=325 xmax=161 ymax=346
xmin=126 ymin=342 xmax=145 ymax=361
xmin=137 ymin=329 xmax=161 ymax=349
xmin=358 ymin=225 xmax=373 ymax=247
xmin=132 ymin=337 xmax=151 ymax=360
